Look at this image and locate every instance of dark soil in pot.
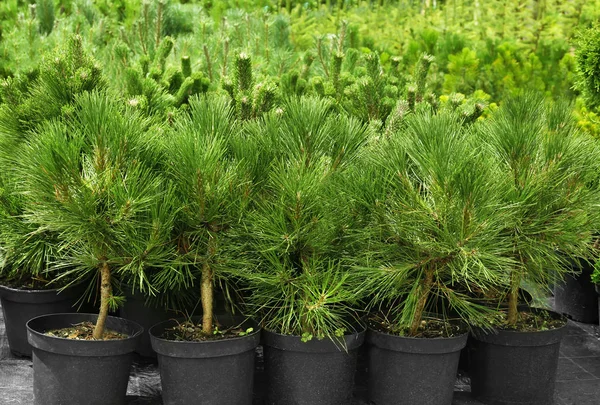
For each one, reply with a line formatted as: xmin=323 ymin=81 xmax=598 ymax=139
xmin=469 ymin=309 xmax=567 ymax=405
xmin=554 ymin=259 xmax=599 ymax=323
xmin=262 ymin=328 xmax=365 ymax=405
xmin=26 ymin=313 xmax=142 ymax=405
xmin=150 ymin=315 xmax=260 ymax=405
xmin=367 ymin=328 xmax=468 ymax=405
xmin=0 ymin=282 xmax=84 ymax=357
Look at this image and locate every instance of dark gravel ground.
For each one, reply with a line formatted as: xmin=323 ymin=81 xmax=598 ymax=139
xmin=1 ymin=306 xmax=599 ymax=405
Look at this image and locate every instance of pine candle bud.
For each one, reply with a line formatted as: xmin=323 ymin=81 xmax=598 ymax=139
xmin=140 ymin=56 xmax=151 ymax=76
xmin=156 ymin=36 xmax=174 ymax=71
xmin=407 ymin=85 xmax=417 ymax=110
xmin=449 ymin=93 xmax=465 ymax=110
xmin=345 ymin=48 xmax=360 ymax=74
xmin=289 ymin=72 xmax=299 ymax=89
xmin=253 ymin=81 xmax=277 ymax=116
xmin=167 ymin=70 xmax=184 ymax=93
xmin=235 ymin=53 xmax=253 ymax=93
xmin=222 ymin=76 xmax=234 ymax=99
xmin=426 ymin=93 xmax=439 ymax=111
xmin=415 ymin=53 xmax=435 ymax=98
xmin=191 ymin=72 xmax=210 ymax=94
xmin=301 ymin=51 xmax=315 ymax=79
xmin=311 ymin=77 xmax=326 ymax=96
xmin=125 ymin=68 xmax=144 ymax=95
xmin=175 ymin=77 xmax=194 ymax=107
xmin=365 ymin=53 xmax=381 ymax=82
xmin=181 ymin=56 xmax=192 ymax=77
xmin=331 ymin=52 xmax=344 ymax=94
xmin=237 ymin=94 xmax=252 ymax=120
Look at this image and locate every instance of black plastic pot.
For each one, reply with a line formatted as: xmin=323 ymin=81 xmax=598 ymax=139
xmin=469 ymin=310 xmax=567 ymax=405
xmin=150 ymin=315 xmax=260 ymax=405
xmin=120 ymin=292 xmax=179 ymax=358
xmin=596 ymin=285 xmax=600 ymax=326
xmin=263 ymin=328 xmax=365 ymax=405
xmin=367 ymin=328 xmax=467 ymax=405
xmin=554 ymin=259 xmax=599 ymax=323
xmin=0 ymin=283 xmax=83 ymax=357
xmin=27 ymin=313 xmax=143 ymax=405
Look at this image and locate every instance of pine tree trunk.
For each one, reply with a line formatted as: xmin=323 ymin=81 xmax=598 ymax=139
xmin=93 ymin=262 xmax=112 ymax=340
xmin=409 ymin=266 xmax=435 ymax=336
xmin=201 ymin=263 xmax=214 ymax=335
xmin=201 ymin=237 xmax=216 ymax=335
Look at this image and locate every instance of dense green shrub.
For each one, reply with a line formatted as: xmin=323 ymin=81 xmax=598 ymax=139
xmin=576 ymin=25 xmax=600 ymax=111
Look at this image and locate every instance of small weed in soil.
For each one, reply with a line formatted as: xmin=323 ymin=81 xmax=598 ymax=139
xmin=45 ymin=322 xmax=128 ymax=340
xmin=499 ymin=309 xmax=566 ymax=331
xmin=370 ymin=315 xmax=465 ymax=338
xmin=162 ymin=320 xmax=254 ymax=342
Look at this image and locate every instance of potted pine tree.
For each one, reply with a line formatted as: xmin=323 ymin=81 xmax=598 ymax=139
xmin=349 ymin=109 xmax=511 ymax=405
xmin=16 ymin=91 xmax=177 ymax=405
xmin=468 ymin=93 xmax=600 ymax=405
xmin=0 ymin=36 xmax=103 ymax=357
xmin=148 ymin=95 xmax=261 ymax=405
xmin=551 ymin=23 xmax=600 ymax=325
xmin=241 ymin=97 xmax=371 ymax=405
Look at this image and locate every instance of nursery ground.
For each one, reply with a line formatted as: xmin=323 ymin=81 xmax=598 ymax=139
xmin=1 ymin=307 xmax=599 ymax=405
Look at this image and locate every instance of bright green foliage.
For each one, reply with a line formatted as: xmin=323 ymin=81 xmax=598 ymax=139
xmin=224 ymin=52 xmax=278 ymax=120
xmin=342 ymin=52 xmax=399 ymax=123
xmin=240 ymin=96 xmax=371 ymax=340
xmin=163 ymin=95 xmax=251 ymax=331
xmin=0 ymin=0 xmax=597 ymax=135
xmin=444 ymin=48 xmax=479 ymax=95
xmin=14 ymin=91 xmax=179 ymax=324
xmin=124 ymin=36 xmax=210 ymax=117
xmin=350 ymin=110 xmax=512 ymax=335
xmin=0 ymin=36 xmax=105 ymax=286
xmin=478 ymin=93 xmax=600 ymax=325
xmin=0 ymin=35 xmax=104 ymax=145
xmin=36 ymin=0 xmax=55 ymax=36
xmin=576 ymin=25 xmax=600 ymax=111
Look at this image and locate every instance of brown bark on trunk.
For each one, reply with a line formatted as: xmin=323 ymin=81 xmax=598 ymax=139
xmin=201 ymin=262 xmax=214 ymax=335
xmin=201 ymin=236 xmax=216 ymax=335
xmin=409 ymin=266 xmax=435 ymax=336
xmin=93 ymin=262 xmax=112 ymax=340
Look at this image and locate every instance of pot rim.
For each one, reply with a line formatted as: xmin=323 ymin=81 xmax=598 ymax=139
xmin=27 ymin=313 xmax=143 ymax=357
xmin=0 ymin=277 xmax=86 ymax=293
xmin=471 ymin=308 xmax=567 ymax=347
xmin=149 ymin=316 xmax=261 ymax=358
xmin=0 ymin=279 xmax=87 ymax=304
xmin=367 ymin=327 xmax=469 ymax=354
xmin=149 ymin=317 xmax=261 ymax=344
xmin=262 ymin=324 xmax=366 ymax=353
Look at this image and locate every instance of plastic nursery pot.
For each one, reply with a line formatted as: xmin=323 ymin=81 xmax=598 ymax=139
xmin=469 ymin=310 xmax=567 ymax=405
xmin=150 ymin=315 xmax=261 ymax=405
xmin=263 ymin=328 xmax=366 ymax=405
xmin=27 ymin=313 xmax=143 ymax=405
xmin=0 ymin=283 xmax=83 ymax=357
xmin=367 ymin=328 xmax=468 ymax=405
xmin=596 ymin=285 xmax=600 ymax=326
xmin=554 ymin=259 xmax=599 ymax=324
xmin=120 ymin=291 xmax=180 ymax=358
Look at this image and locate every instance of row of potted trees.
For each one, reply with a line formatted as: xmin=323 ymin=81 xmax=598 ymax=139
xmin=1 ymin=40 xmax=600 ymax=405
